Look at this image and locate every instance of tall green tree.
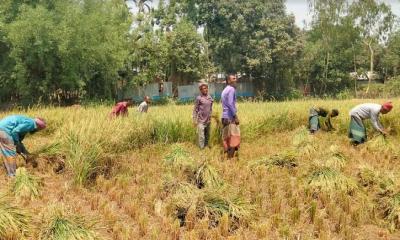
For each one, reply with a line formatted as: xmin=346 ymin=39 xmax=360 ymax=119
xmin=350 ymin=0 xmax=395 ymax=92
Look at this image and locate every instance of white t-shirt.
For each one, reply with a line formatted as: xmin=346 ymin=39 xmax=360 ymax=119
xmin=349 ymin=103 xmax=383 ymax=132
xmin=138 ymin=101 xmax=148 ymax=113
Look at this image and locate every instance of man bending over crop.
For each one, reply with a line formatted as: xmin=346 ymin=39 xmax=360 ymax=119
xmin=138 ymin=96 xmax=150 ymax=113
xmin=193 ymin=81 xmax=213 ymax=149
xmin=221 ymin=74 xmax=240 ymax=158
xmin=348 ymin=102 xmax=393 ymax=145
xmin=0 ymin=115 xmax=46 ymax=177
xmin=309 ymin=107 xmax=339 ymax=134
xmin=110 ymin=100 xmax=132 ymax=117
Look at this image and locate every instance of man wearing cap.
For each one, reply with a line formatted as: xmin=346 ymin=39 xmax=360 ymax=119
xmin=193 ymin=82 xmax=213 ymax=149
xmin=348 ymin=102 xmax=393 ymax=145
xmin=0 ymin=115 xmax=46 ymax=177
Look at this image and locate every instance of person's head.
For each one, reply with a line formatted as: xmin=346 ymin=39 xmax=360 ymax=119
xmin=199 ymin=83 xmax=208 ymax=95
xmin=330 ymin=109 xmax=339 ymax=118
xmin=35 ymin=117 xmax=46 ymax=131
xmin=225 ymin=74 xmax=237 ymax=87
xmin=381 ymin=101 xmax=393 ymax=114
xmin=144 ymin=96 xmax=150 ymax=103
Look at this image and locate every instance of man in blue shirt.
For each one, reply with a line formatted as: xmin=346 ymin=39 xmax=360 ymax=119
xmin=221 ymin=74 xmax=240 ymax=158
xmin=0 ymin=115 xmax=46 ymax=177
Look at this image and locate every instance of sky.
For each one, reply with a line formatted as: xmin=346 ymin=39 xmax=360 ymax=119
xmin=286 ymin=0 xmax=400 ymax=28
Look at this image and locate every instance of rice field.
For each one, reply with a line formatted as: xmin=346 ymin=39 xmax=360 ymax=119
xmin=1 ymin=99 xmax=400 ymax=239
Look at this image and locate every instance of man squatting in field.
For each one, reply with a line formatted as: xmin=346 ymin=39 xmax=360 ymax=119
xmin=110 ymin=99 xmax=132 ymax=118
xmin=348 ymin=102 xmax=393 ymax=145
xmin=193 ymin=81 xmax=213 ymax=149
xmin=138 ymin=96 xmax=151 ymax=113
xmin=221 ymin=74 xmax=241 ymax=158
xmin=0 ymin=115 xmax=46 ymax=177
xmin=308 ymin=107 xmax=339 ymax=134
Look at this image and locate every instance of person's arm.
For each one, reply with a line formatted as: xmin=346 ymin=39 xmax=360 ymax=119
xmin=370 ymin=112 xmax=385 ymax=133
xmin=193 ymin=97 xmax=200 ymax=124
xmin=325 ymin=116 xmax=334 ymax=131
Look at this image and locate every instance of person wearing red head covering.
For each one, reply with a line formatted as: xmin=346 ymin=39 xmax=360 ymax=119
xmin=110 ymin=100 xmax=132 ymax=118
xmin=348 ymin=102 xmax=393 ymax=145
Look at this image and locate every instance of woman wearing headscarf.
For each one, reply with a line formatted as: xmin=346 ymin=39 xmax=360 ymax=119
xmin=0 ymin=115 xmax=46 ymax=177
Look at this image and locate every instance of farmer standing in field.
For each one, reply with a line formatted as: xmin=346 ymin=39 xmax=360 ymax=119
xmin=193 ymin=81 xmax=213 ymax=149
xmin=138 ymin=96 xmax=150 ymax=113
xmin=0 ymin=115 xmax=46 ymax=177
xmin=348 ymin=102 xmax=393 ymax=145
xmin=221 ymin=74 xmax=240 ymax=158
xmin=110 ymin=99 xmax=132 ymax=118
xmin=309 ymin=107 xmax=339 ymax=134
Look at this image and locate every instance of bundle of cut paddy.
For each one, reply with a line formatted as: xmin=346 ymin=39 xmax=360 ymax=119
xmin=39 ymin=206 xmax=99 ymax=240
xmin=164 ymin=145 xmax=195 ymax=169
xmin=357 ymin=166 xmax=379 ymax=187
xmin=307 ymin=167 xmax=358 ymax=195
xmin=194 ymin=162 xmax=224 ymax=189
xmin=292 ymin=126 xmax=316 ymax=156
xmin=12 ymin=167 xmax=41 ymax=200
xmin=384 ymin=193 xmax=400 ymax=231
xmin=0 ymin=195 xmax=30 ymax=239
xmin=249 ymin=151 xmax=298 ymax=169
xmin=167 ymin=184 xmax=253 ymax=229
xmin=367 ymin=135 xmax=395 ymax=153
xmin=324 ymin=145 xmax=348 ymax=169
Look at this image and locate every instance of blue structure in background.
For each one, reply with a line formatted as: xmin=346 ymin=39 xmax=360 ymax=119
xmin=177 ymin=82 xmax=254 ymax=102
xmin=123 ymin=82 xmax=254 ymax=102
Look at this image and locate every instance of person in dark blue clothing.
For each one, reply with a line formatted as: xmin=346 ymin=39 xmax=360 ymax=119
xmin=0 ymin=115 xmax=46 ymax=177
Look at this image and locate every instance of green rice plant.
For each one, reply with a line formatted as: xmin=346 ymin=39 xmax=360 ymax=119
xmin=307 ymin=167 xmax=358 ymax=195
xmin=12 ymin=167 xmax=41 ymax=200
xmin=164 ymin=145 xmax=195 ymax=169
xmin=249 ymin=151 xmax=298 ymax=169
xmin=39 ymin=206 xmax=99 ymax=240
xmin=64 ymin=129 xmax=103 ymax=186
xmin=0 ymin=195 xmax=30 ymax=239
xmin=194 ymin=162 xmax=224 ymax=189
xmin=33 ymin=142 xmax=62 ymax=156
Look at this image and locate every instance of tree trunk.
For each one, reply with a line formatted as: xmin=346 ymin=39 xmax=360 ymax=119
xmin=365 ymin=41 xmax=374 ymax=94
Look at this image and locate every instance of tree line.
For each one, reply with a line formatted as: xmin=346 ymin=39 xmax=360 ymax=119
xmin=0 ymin=0 xmax=399 ymax=104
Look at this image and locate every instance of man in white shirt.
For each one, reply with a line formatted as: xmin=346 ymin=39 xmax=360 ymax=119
xmin=348 ymin=102 xmax=393 ymax=144
xmin=138 ymin=96 xmax=150 ymax=113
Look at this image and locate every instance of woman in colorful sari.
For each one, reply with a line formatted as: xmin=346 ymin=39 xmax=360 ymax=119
xmin=0 ymin=115 xmax=46 ymax=177
xmin=309 ymin=107 xmax=339 ymax=134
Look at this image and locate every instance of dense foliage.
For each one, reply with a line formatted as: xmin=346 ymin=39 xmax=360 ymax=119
xmin=0 ymin=0 xmax=399 ymax=103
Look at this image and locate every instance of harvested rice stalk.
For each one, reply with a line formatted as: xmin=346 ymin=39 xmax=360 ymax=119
xmin=167 ymin=184 xmax=253 ymax=230
xmin=249 ymin=151 xmax=298 ymax=169
xmin=0 ymin=195 xmax=30 ymax=239
xmin=39 ymin=205 xmax=100 ymax=240
xmin=324 ymin=145 xmax=348 ymax=169
xmin=384 ymin=193 xmax=400 ymax=231
xmin=12 ymin=167 xmax=41 ymax=200
xmin=307 ymin=167 xmax=358 ymax=195
xmin=164 ymin=145 xmax=195 ymax=169
xmin=194 ymin=162 xmax=224 ymax=189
